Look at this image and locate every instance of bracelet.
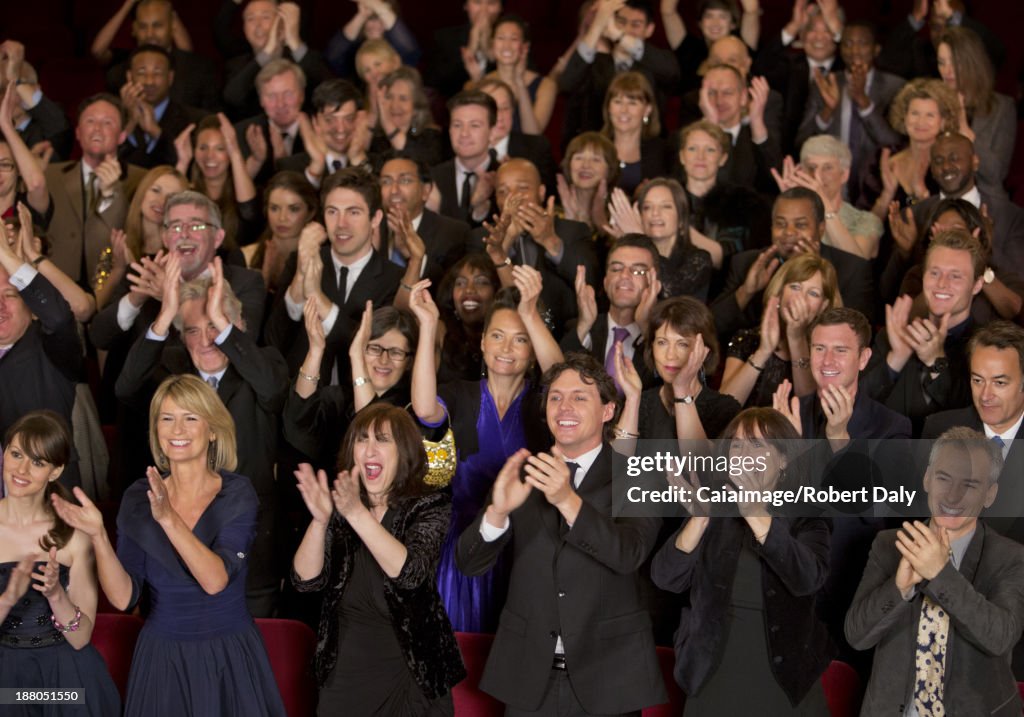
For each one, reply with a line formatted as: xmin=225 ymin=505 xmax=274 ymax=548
xmin=400 ymin=282 xmax=413 ymax=292
xmin=747 ymin=356 xmax=765 ymax=372
xmin=825 ymin=211 xmax=838 ymax=220
xmin=613 ymin=427 xmax=640 ymax=439
xmin=793 ymin=357 xmax=810 ymax=370
xmin=51 ymin=605 xmax=82 ymax=633
xmin=297 ymin=369 xmax=320 ymax=383
xmin=31 ymin=255 xmax=45 ymax=267
xmin=353 ymin=376 xmax=370 ymax=388
xmin=494 ymin=257 xmax=512 ymax=268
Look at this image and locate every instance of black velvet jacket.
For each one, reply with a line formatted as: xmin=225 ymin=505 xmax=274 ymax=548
xmin=291 ymin=490 xmax=466 ymax=694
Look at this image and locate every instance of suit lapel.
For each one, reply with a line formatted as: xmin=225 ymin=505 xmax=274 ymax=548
xmin=346 ymin=251 xmax=382 ymax=311
xmin=64 ymin=161 xmax=85 ymax=224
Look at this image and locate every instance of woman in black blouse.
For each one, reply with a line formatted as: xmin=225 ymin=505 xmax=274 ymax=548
xmin=600 ymin=72 xmax=670 ymax=195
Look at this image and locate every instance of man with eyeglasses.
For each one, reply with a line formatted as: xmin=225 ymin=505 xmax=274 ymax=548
xmin=380 ymin=152 xmax=469 ymax=296
xmin=562 ymin=234 xmax=661 ymax=390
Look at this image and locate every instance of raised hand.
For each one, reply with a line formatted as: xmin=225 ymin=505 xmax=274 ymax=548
xmin=205 ymin=256 xmax=229 ymax=330
xmin=672 ymin=332 xmax=709 ymax=398
xmin=758 ymin=295 xmax=782 ymax=358
xmin=635 ymin=265 xmax=662 ymax=330
xmin=512 ymin=264 xmax=543 ymax=318
xmin=905 ymin=312 xmax=950 ymax=369
xmin=557 ymin=174 xmax=583 ymax=222
xmin=879 ymin=147 xmax=897 ymax=197
xmin=0 ymin=557 xmax=34 ymax=609
xmin=888 ymin=201 xmax=918 ymax=256
xmin=51 ymin=487 xmax=105 ymax=538
xmin=523 ymin=452 xmax=574 ymax=507
xmin=349 ymin=299 xmax=373 ymax=358
xmin=741 ymin=248 xmax=780 ymax=299
xmin=94 ymin=154 xmax=122 ymax=199
xmin=294 ymin=463 xmax=333 ymax=525
xmin=896 ymin=520 xmax=950 ymax=580
xmin=407 ymin=278 xmax=439 ymax=327
xmin=615 ymin=342 xmax=643 ymax=403
xmin=771 ymin=155 xmax=800 ymax=193
xmin=820 ymin=383 xmax=854 ymax=440
xmin=330 ymin=467 xmax=365 ymax=520
xmin=303 ymin=295 xmax=326 ymax=351
xmin=884 ymin=294 xmax=914 ymax=370
xmin=772 ymin=379 xmax=803 ymax=436
xmin=245 ymin=123 xmax=268 ymax=168
xmin=781 ymin=291 xmax=813 ymax=338
xmin=487 ymin=448 xmax=533 ymax=523
xmin=574 ymin=265 xmax=598 ymax=337
xmin=146 ymin=466 xmax=176 ymax=525
xmin=173 ymin=123 xmax=195 ymax=171
xmin=31 ymin=547 xmax=62 ymax=599
xmin=812 ymin=69 xmax=840 ymax=113
xmin=604 ymin=187 xmax=643 ymax=236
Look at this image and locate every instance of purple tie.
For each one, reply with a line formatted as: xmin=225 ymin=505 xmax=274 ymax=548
xmin=0 ymin=347 xmax=9 ymax=361
xmin=605 ymin=327 xmax=631 ymax=393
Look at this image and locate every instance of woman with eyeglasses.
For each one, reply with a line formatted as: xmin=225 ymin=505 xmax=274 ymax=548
xmin=284 ymin=300 xmax=419 ymax=473
xmin=408 ymin=268 xmax=562 ymax=632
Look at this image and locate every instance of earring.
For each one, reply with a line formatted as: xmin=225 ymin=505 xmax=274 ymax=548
xmin=643 ymin=115 xmax=650 ymax=125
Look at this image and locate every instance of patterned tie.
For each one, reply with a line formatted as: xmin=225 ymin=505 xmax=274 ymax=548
xmin=913 ymin=595 xmax=950 ymax=715
xmin=605 ymin=327 xmax=631 ymax=394
xmin=206 ymin=376 xmax=219 ymax=390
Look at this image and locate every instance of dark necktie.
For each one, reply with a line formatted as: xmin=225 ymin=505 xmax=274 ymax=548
xmin=460 ymin=171 xmax=475 ymax=220
xmin=331 ymin=159 xmax=342 ymax=173
xmin=605 ymin=327 xmax=631 ymax=394
xmin=559 ymin=462 xmax=580 ymax=538
xmin=336 ymin=266 xmax=349 ymax=303
xmin=205 ymin=376 xmax=219 ymax=390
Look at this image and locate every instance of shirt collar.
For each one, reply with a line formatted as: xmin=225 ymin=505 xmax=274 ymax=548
xmin=563 ymin=443 xmax=603 ymax=487
xmin=332 ymin=246 xmax=374 ymax=272
xmin=492 ymin=134 xmax=511 ymax=162
xmin=455 ymin=154 xmax=491 ymax=177
xmin=153 ymin=97 xmax=170 ymax=122
xmin=983 ymin=409 xmax=1024 ymax=448
xmin=198 ymin=367 xmax=228 ymax=384
xmin=607 ymin=316 xmax=641 ymax=341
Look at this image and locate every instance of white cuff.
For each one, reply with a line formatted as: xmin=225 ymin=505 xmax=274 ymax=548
xmin=117 ymin=294 xmax=143 ymax=331
xmin=479 ymin=514 xmax=510 ymax=542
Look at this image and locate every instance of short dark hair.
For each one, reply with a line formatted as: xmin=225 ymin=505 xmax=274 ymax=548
xmin=320 ymin=167 xmax=381 ymax=217
xmin=129 ymin=43 xmax=175 ymax=71
xmin=644 ymin=296 xmax=720 ymax=375
xmin=542 ymin=353 xmax=622 ymax=441
xmin=624 ymin=0 xmax=655 ymax=23
xmin=77 ymin=93 xmax=126 ymax=128
xmin=808 ymin=307 xmax=871 ymax=350
xmin=697 ymin=0 xmax=739 ymax=25
xmin=312 ymin=78 xmax=364 ymax=114
xmin=370 ymin=306 xmax=419 ymax=353
xmin=492 ymin=14 xmax=530 ymax=42
xmin=438 ymin=254 xmax=499 ymax=322
xmin=607 ymin=234 xmax=659 ymax=269
xmin=842 ymin=19 xmax=878 ymax=45
xmin=264 ymin=170 xmax=318 ymax=217
xmin=967 ymin=320 xmax=1024 ymax=378
xmin=776 ymin=186 xmax=826 ymax=225
xmin=336 ymin=404 xmax=430 ymax=507
xmin=377 ymin=150 xmax=432 ymax=183
xmin=447 ymin=90 xmax=497 ymax=127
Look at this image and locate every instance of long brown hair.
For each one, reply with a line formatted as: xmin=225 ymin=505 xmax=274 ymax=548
xmin=124 ymin=165 xmax=189 ymax=258
xmin=4 ymin=411 xmax=75 ymax=551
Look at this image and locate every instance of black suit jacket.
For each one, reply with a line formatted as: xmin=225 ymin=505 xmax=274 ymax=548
xmin=560 ymin=314 xmax=658 ymax=389
xmin=506 ymin=132 xmax=557 ymax=197
xmin=106 ymin=48 xmax=221 ymax=113
xmin=223 ymin=47 xmax=329 ymax=121
xmin=711 ymin=244 xmax=875 ymax=345
xmin=847 ymin=523 xmax=1024 ymax=716
xmin=18 ymin=94 xmax=72 ymax=161
xmin=265 ymin=246 xmax=403 ymax=377
xmin=430 ymin=153 xmax=501 ymax=225
xmin=719 ymin=124 xmax=782 ymax=196
xmin=468 ymin=217 xmax=597 ymax=337
xmin=381 ymin=209 xmax=469 ymax=286
xmin=118 ymin=99 xmax=206 ymax=169
xmin=235 ymin=114 xmax=309 ymax=187
xmin=456 ymin=444 xmax=666 ymax=713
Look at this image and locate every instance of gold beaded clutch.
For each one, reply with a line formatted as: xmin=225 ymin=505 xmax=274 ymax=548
xmin=422 ymin=426 xmax=457 ymax=488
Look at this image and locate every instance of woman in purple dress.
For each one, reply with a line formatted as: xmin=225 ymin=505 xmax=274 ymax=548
xmin=408 ymin=267 xmax=563 ymax=632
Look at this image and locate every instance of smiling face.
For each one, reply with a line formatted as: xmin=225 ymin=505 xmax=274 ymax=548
xmin=452 ymin=264 xmax=495 ymax=324
xmin=156 ymin=394 xmax=215 ymax=466
xmin=971 ymin=345 xmax=1024 ymax=434
xmin=323 ymin=186 xmax=381 ymax=263
xmin=384 ymin=79 xmax=415 ymax=132
xmin=449 ymin=103 xmax=493 ymax=166
xmin=702 ymin=67 xmax=746 ymax=128
xmin=922 ymin=245 xmax=982 ymax=324
xmin=604 ymin=245 xmax=653 ymax=311
xmin=180 ymin=297 xmax=230 ymax=375
xmin=614 ymin=6 xmax=654 ymax=40
xmin=930 ymin=134 xmax=977 ymax=197
xmin=259 ymin=70 xmax=303 ymax=130
xmin=316 ymin=100 xmax=358 ymax=155
xmin=354 ymin=419 xmax=399 ymax=503
xmin=129 ymin=50 xmax=174 ymax=106
xmin=243 ymin=0 xmax=277 ymax=52
xmin=481 ymin=308 xmax=533 ymax=378
xmin=482 ymin=85 xmax=513 ymax=143
xmin=608 ymin=92 xmax=650 ymax=136
xmin=905 ymin=97 xmax=943 ymax=143
xmin=140 ymin=173 xmax=187 ymax=226
xmin=810 ymin=322 xmax=870 ymax=394
xmin=380 ymin=157 xmax=428 ymax=217
xmin=494 ymin=160 xmax=543 ymax=212
xmin=924 ymin=441 xmax=997 ymax=539
xmin=365 ymin=328 xmax=411 ymax=394
xmin=2 ymin=437 xmax=64 ymax=497
xmin=779 ymin=270 xmax=827 ymax=319
xmin=492 ymin=21 xmax=525 ymax=66
xmin=937 ymin=42 xmax=957 ymax=90
xmin=161 ymin=202 xmax=225 ymax=278
xmin=652 ymin=323 xmax=696 ymax=385
xmin=640 ymin=185 xmax=679 ymax=243
xmin=729 ymin=424 xmax=786 ymax=491
xmin=839 ymin=25 xmax=877 ymax=70
xmin=802 ymin=14 xmax=837 ymax=63
xmin=801 ymin=154 xmax=849 ymax=201
xmin=357 ymin=50 xmax=400 ymax=90
xmin=133 ymin=1 xmax=173 ymax=48
xmin=75 ymin=99 xmax=125 ymax=164
xmin=679 ymin=129 xmax=727 ymax=183
xmin=0 ymin=267 xmax=31 ymax=346
xmin=568 ymin=143 xmax=610 ymax=189
xmin=546 ymin=368 xmax=615 ymax=457
xmin=772 ymin=197 xmax=823 ymax=259
xmin=267 ymin=187 xmax=313 ymax=240
xmin=698 ymin=8 xmax=734 ymax=42
xmin=194 ymin=128 xmax=229 ymax=180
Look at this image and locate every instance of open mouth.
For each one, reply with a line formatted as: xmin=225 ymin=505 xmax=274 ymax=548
xmin=175 ymin=242 xmax=199 ymax=258
xmin=930 ymin=291 xmax=953 ymax=303
xmin=556 ymin=419 xmax=579 ymax=428
xmin=938 ymin=503 xmax=964 ymax=516
xmin=9 ymin=476 xmax=30 ymax=488
xmin=168 ymin=439 xmax=191 ymax=448
xmin=819 ymin=369 xmax=840 ymax=378
xmin=364 ymin=462 xmax=383 ymax=479
xmin=461 ymin=300 xmax=480 ymax=312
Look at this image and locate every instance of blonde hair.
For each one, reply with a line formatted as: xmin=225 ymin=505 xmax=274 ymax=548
xmin=149 ymin=374 xmax=237 ymax=472
xmin=355 ymin=39 xmax=400 ymax=80
xmin=888 ymin=78 xmax=960 ymax=136
xmin=763 ymin=253 xmax=842 ymax=313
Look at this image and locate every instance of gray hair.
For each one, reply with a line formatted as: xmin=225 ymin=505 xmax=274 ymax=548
xmin=256 ymin=58 xmax=306 ymax=94
xmin=164 ymin=190 xmax=222 ymax=229
xmin=172 ymin=277 xmax=244 ymax=332
xmin=800 ymin=134 xmax=852 ymax=170
xmin=928 ymin=426 xmax=1004 ymax=484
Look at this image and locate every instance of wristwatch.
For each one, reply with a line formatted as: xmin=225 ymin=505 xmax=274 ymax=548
xmin=673 ymin=395 xmax=695 ymax=405
xmin=926 ymin=357 xmax=949 ymax=375
xmin=353 ymin=376 xmax=370 ymax=387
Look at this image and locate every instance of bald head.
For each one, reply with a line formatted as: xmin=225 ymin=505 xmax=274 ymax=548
xmin=133 ymin=0 xmax=174 ymax=49
xmin=708 ymin=36 xmax=752 ymax=78
xmin=495 ymin=158 xmax=544 ymax=211
xmin=931 ymin=132 xmax=978 ymax=197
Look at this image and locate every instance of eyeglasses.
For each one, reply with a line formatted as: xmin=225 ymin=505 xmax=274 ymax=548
xmin=379 ymin=176 xmax=419 ymax=187
xmin=607 ymin=262 xmax=650 ymax=277
xmin=163 ymin=221 xmax=217 ymax=234
xmin=0 ymin=161 xmax=16 ymax=173
xmin=365 ymin=343 xmax=411 ymax=361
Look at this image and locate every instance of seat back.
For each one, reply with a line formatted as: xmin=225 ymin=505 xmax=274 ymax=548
xmin=453 ymin=632 xmax=505 ymax=717
xmin=641 ymin=645 xmax=687 ymax=717
xmin=91 ymin=613 xmax=144 ymax=700
xmin=255 ymin=618 xmax=317 ymax=717
xmin=822 ymin=660 xmax=863 ymax=717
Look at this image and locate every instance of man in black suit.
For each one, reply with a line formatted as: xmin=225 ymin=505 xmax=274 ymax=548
xmin=424 ymin=0 xmax=503 ymax=99
xmin=711 ymin=187 xmax=874 ymax=345
xmin=430 ymin=90 xmax=500 ymax=226
xmin=276 ymin=79 xmax=372 ymax=188
xmin=2 ymin=44 xmax=72 ymax=161
xmin=379 ymin=154 xmax=469 ymax=291
xmin=457 ymin=354 xmax=666 ymax=715
xmin=561 ymin=234 xmax=660 ymax=390
xmin=97 ymin=0 xmax=220 ymax=112
xmin=847 ymin=427 xmax=1024 ymax=715
xmin=557 ymin=0 xmax=680 ymax=136
xmin=794 ymin=22 xmax=903 ymax=206
xmin=117 ymin=45 xmax=204 ymax=169
xmin=222 ymin=0 xmax=329 ymax=121
xmin=235 ymin=59 xmax=309 ymax=187
xmin=699 ymin=63 xmax=781 ymax=196
xmin=114 ymin=262 xmax=288 ymax=618
xmin=862 ymin=229 xmax=984 ymax=436
xmin=477 ymin=78 xmax=557 ymax=196
xmin=266 ymin=168 xmax=403 ymax=378
xmin=468 ymin=158 xmax=598 ymax=338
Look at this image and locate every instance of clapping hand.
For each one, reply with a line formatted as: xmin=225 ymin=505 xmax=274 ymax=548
xmin=31 ymin=547 xmax=62 ymax=599
xmin=294 ymin=463 xmax=333 ymax=526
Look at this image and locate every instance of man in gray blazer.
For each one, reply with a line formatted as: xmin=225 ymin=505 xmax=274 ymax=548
xmin=846 ymin=427 xmax=1024 ymax=716
xmin=457 ymin=354 xmax=665 ymax=716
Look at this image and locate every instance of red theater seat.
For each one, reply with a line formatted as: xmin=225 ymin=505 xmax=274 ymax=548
xmin=641 ymin=646 xmax=686 ymax=717
xmin=256 ymin=618 xmax=317 ymax=717
xmin=453 ymin=632 xmax=504 ymax=717
xmin=91 ymin=613 xmax=143 ymax=700
xmin=822 ymin=660 xmax=863 ymax=717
